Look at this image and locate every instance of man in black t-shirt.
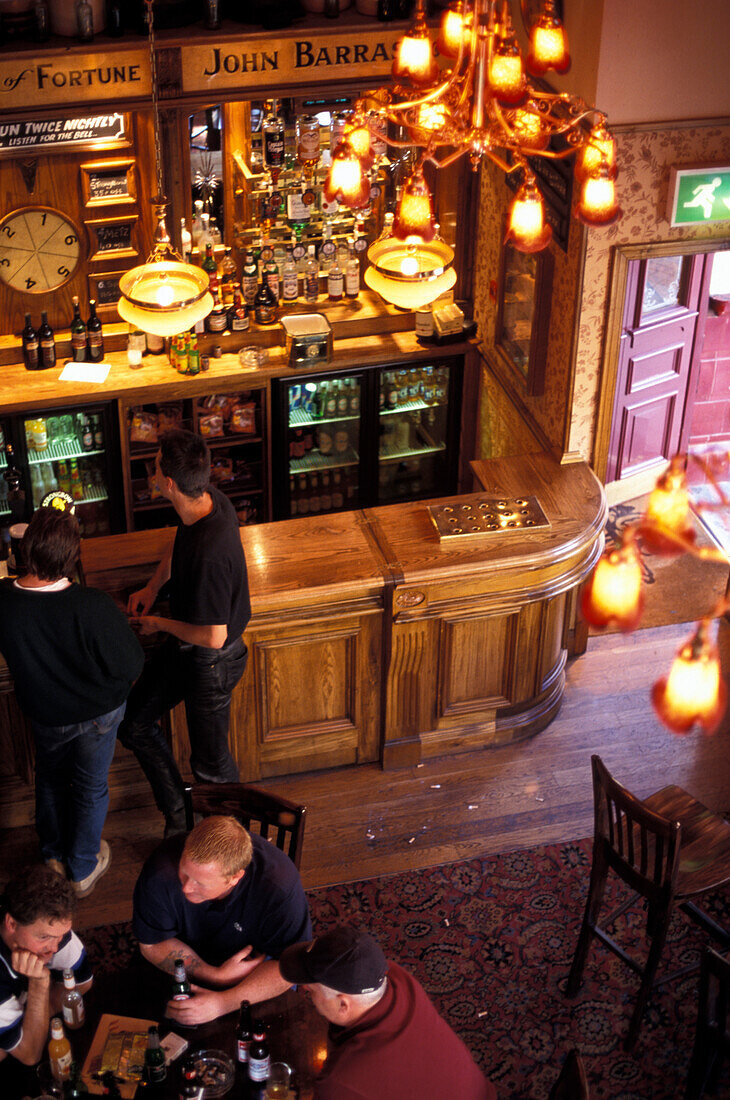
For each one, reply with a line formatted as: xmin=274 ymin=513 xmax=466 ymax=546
xmin=118 ymin=429 xmax=251 ymax=834
xmin=133 ymin=815 xmax=311 ymax=1025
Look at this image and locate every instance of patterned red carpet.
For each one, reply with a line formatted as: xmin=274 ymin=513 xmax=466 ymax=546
xmin=84 ymin=838 xmax=730 ymax=1099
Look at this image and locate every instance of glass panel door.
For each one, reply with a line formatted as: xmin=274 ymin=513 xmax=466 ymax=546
xmin=288 ymin=374 xmax=361 ymax=516
xmin=377 ymin=364 xmax=451 ymax=502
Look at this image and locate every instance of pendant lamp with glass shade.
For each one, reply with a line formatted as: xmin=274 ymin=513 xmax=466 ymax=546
xmin=118 ymin=0 xmax=213 ymax=338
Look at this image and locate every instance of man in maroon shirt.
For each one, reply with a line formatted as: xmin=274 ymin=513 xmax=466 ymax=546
xmin=279 ymin=925 xmax=495 ymax=1100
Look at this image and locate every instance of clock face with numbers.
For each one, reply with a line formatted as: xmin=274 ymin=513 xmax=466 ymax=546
xmin=0 ymin=206 xmax=83 ymax=295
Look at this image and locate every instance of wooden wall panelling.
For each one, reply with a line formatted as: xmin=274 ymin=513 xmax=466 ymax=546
xmin=223 ymin=101 xmax=251 ymax=254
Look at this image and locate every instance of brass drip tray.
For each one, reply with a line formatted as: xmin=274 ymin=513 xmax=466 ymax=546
xmin=428 ymin=495 xmax=550 ymax=541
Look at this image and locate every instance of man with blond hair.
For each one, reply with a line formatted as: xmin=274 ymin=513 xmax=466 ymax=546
xmin=132 ymin=815 xmax=311 ymax=1024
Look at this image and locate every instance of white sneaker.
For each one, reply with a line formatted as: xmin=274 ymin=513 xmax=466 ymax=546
xmin=72 ymin=840 xmax=111 ymax=898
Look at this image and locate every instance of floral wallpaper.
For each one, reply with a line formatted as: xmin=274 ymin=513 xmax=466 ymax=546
xmin=569 ymin=121 xmax=730 ymax=460
xmin=473 ymin=121 xmax=730 ymax=465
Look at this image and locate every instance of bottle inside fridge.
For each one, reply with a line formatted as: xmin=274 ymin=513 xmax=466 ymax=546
xmin=377 ymin=364 xmax=452 ymax=502
xmin=23 ymin=408 xmax=111 ymax=538
xmin=287 ymin=375 xmax=361 ymax=517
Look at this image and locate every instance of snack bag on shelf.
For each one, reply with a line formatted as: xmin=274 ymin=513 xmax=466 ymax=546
xmin=230 ymin=402 xmax=257 ymax=434
xmin=145 ymin=460 xmax=163 ymax=499
xmin=199 ymin=413 xmax=225 ymax=438
xmin=210 ymin=456 xmax=234 ymax=483
xmin=157 ymin=403 xmax=184 ymax=434
xmin=130 ymin=409 xmax=158 ymax=445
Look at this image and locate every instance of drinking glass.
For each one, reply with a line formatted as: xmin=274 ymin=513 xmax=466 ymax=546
xmin=127 ymin=331 xmax=146 ymax=369
xmin=265 ymin=1062 xmax=293 ymax=1099
xmin=59 ymin=415 xmax=75 ymax=447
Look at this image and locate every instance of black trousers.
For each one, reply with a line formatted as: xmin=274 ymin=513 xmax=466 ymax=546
xmin=118 ymin=636 xmax=248 ymax=824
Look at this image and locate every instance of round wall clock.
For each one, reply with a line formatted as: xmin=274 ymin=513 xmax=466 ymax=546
xmin=0 ymin=206 xmax=83 ymax=295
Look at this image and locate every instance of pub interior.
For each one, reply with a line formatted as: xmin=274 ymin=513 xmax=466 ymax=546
xmin=1 ymin=1 xmax=730 ymax=1097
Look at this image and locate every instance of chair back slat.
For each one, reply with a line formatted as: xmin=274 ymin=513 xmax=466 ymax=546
xmin=183 ymin=782 xmax=307 ymax=869
xmin=592 ymin=756 xmax=681 ymax=904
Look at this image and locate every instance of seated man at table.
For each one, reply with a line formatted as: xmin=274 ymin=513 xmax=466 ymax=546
xmin=133 ymin=814 xmax=311 ymax=1025
xmin=279 ymin=925 xmax=495 ymax=1100
xmin=0 ymin=865 xmax=92 ymax=1066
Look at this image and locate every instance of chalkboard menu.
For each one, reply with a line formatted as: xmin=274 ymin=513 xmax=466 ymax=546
xmin=89 ymin=172 xmax=129 ymax=200
xmin=95 ymin=276 xmax=121 ymax=305
xmin=95 ymin=222 xmax=133 ymax=253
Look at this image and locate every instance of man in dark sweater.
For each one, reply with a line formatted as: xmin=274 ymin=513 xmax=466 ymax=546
xmin=280 ymin=925 xmax=495 ymax=1100
xmin=119 ymin=429 xmax=251 ymax=834
xmin=0 ymin=507 xmax=143 ymax=897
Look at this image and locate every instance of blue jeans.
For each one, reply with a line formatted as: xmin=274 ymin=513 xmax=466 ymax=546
xmin=31 ymin=701 xmax=126 ymax=882
xmin=118 ymin=637 xmax=247 ymax=828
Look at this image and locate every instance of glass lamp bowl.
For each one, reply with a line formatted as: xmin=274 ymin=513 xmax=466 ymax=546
xmin=118 ymin=259 xmax=213 ymax=337
xmin=365 ymin=236 xmax=456 ymax=309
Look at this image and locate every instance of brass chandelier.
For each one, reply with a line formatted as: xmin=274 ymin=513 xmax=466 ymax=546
xmin=325 ymin=0 xmax=620 ymax=298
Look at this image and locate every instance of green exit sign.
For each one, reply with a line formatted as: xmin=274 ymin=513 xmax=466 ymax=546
xmin=668 ymin=164 xmax=730 ymax=226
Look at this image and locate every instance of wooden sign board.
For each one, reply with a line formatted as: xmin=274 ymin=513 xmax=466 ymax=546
xmin=0 ymin=54 xmax=149 ymax=110
xmin=86 ymin=216 xmax=138 ymax=261
xmin=81 ymin=159 xmax=137 ymax=208
xmin=0 ymin=113 xmax=129 ymax=157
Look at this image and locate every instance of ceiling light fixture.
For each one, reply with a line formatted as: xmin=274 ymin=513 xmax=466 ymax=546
xmin=326 ymin=0 xmax=621 ymax=305
xmin=118 ymin=0 xmax=213 ymax=338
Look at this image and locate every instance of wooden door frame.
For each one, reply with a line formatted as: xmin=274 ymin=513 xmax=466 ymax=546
xmin=592 ymin=238 xmax=730 ymax=485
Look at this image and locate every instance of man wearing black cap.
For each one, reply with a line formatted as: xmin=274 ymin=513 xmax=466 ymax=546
xmin=279 ymin=925 xmax=495 ymax=1100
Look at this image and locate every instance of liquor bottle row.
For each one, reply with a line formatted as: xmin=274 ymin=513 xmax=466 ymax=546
xmin=380 ymin=366 xmax=450 ymax=410
xmin=25 ymin=412 xmax=104 ymax=455
xmin=289 ymin=468 xmax=356 ymax=516
xmin=31 ymin=455 xmax=107 ymax=506
xmin=289 ymin=378 xmax=361 ymax=422
xmin=21 ymin=298 xmax=104 ymax=372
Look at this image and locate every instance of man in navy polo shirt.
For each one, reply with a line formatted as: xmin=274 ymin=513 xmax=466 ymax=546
xmin=0 ymin=865 xmax=92 ymax=1066
xmin=133 ymin=815 xmax=311 ymax=1025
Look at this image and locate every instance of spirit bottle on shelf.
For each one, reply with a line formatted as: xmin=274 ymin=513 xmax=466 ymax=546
xmin=38 ymin=311 xmax=56 ymax=371
xmin=345 ymin=240 xmax=360 ymax=300
xmin=242 ymin=250 xmax=258 ymax=307
xmin=106 ymin=0 xmax=123 ymax=36
xmin=75 ymin=0 xmax=94 ymax=42
xmin=304 ymin=245 xmax=319 ymax=304
xmin=296 ymin=115 xmax=321 ymax=180
xmin=191 ymin=200 xmax=205 ymax=247
xmin=262 ymin=99 xmax=286 ymax=187
xmin=33 ymin=0 xmax=50 ymax=41
xmin=263 ymin=248 xmax=280 ymax=303
xmin=180 ymin=217 xmax=193 ymax=262
xmin=228 ymin=288 xmax=250 ymax=332
xmin=219 ymin=246 xmax=238 ymax=304
xmin=86 ymin=300 xmax=104 ymax=363
xmin=22 ymin=313 xmax=40 ymax=371
xmin=205 ymin=0 xmax=221 ymax=29
xmin=206 ymin=290 xmax=228 ymax=333
xmin=319 ymin=224 xmax=336 ymax=272
xmin=254 ymin=279 xmax=277 ymax=325
xmin=71 ymin=297 xmax=87 ymax=362
xmin=201 ymin=243 xmax=218 ymax=282
xmin=198 ymin=213 xmax=214 ymax=256
xmin=327 ymin=256 xmax=344 ymax=302
xmin=330 ymin=111 xmax=347 ymax=152
xmin=282 ymin=246 xmax=299 ymax=304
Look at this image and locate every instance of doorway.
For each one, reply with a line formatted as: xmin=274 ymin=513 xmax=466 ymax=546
xmin=595 ymin=240 xmax=730 ymax=505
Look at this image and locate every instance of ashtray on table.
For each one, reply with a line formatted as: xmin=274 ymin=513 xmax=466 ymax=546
xmin=191 ymin=1048 xmax=235 ymax=1096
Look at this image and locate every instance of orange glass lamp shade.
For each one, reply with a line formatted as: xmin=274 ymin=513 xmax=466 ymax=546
xmin=510 ymin=105 xmax=549 ymax=151
xmin=526 ymin=2 xmax=570 ymax=76
xmin=392 ymin=170 xmax=437 ymax=242
xmin=652 ymin=624 xmax=727 ymax=734
xmin=580 ymin=540 xmax=644 ymax=632
xmin=577 ymin=165 xmax=620 ymax=227
xmin=392 ymin=25 xmax=438 ymax=86
xmin=324 ymin=141 xmax=371 ymax=208
xmin=576 ymin=125 xmax=617 ymax=181
xmin=343 ymin=121 xmax=374 ymax=170
xmin=438 ymin=3 xmax=467 ymax=58
xmin=640 ymin=460 xmax=695 ymax=555
xmin=489 ymin=32 xmax=526 ymax=105
xmin=505 ymin=180 xmax=552 ymax=252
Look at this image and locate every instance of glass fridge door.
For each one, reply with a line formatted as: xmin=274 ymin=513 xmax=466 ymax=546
xmin=22 ymin=407 xmax=113 ymax=537
xmin=377 ymin=362 xmax=453 ymax=502
xmin=287 ymin=374 xmax=362 ymax=517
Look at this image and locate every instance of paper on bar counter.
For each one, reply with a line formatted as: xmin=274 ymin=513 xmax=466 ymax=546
xmin=59 ymin=361 xmax=111 ymax=384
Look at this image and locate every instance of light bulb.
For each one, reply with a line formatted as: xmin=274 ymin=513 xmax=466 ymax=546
xmin=400 ymin=253 xmax=420 ymax=276
xmin=155 ymin=280 xmax=175 ymax=307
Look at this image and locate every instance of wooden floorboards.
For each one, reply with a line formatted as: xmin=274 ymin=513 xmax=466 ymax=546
xmin=2 ymin=619 xmax=729 ymax=931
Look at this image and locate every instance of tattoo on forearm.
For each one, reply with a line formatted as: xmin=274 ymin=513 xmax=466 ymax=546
xmin=160 ymin=948 xmax=204 ymax=976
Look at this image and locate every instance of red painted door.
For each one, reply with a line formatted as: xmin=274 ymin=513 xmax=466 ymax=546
xmin=606 ymin=254 xmax=706 ymax=484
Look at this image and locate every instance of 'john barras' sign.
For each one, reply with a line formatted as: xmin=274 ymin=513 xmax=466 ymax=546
xmin=0 ymin=113 xmax=126 ymax=154
xmin=182 ymin=29 xmax=406 ymax=93
xmin=0 ymin=52 xmax=149 ymax=111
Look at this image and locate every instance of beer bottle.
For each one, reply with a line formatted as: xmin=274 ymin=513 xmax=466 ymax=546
xmin=71 ymin=297 xmax=87 ymax=362
xmin=105 ymin=0 xmax=123 ymax=36
xmin=61 ymin=968 xmax=85 ymax=1029
xmin=201 ymin=243 xmax=218 ymax=279
xmin=171 ymin=957 xmax=191 ymax=1000
xmin=236 ymin=999 xmax=253 ymax=1064
xmin=22 ymin=313 xmax=40 ymax=371
xmin=38 ymin=311 xmax=56 ymax=370
xmin=48 ymin=1017 xmax=73 ymax=1083
xmin=254 ymin=280 xmax=277 ymax=326
xmin=86 ymin=300 xmax=104 ymax=363
xmin=179 ymin=1056 xmax=203 ymax=1099
xmin=144 ymin=1025 xmax=167 ymax=1085
xmin=63 ymin=1061 xmax=88 ymax=1096
xmin=100 ymin=1071 xmax=122 ymax=1097
xmin=76 ymin=0 xmax=94 ymax=42
xmin=247 ymin=1021 xmax=270 ymax=1083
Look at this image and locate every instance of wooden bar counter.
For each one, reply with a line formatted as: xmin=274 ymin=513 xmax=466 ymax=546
xmin=0 ymin=454 xmax=606 ymax=828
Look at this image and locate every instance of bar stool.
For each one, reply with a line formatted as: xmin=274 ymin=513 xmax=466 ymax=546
xmin=183 ymin=782 xmax=307 ymax=868
xmin=566 ymin=755 xmax=730 ymax=1051
xmin=684 ymin=947 xmax=730 ymax=1099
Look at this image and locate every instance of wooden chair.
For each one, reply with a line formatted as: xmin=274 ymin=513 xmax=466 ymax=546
xmin=183 ymin=782 xmax=307 ymax=869
xmin=566 ymin=755 xmax=730 ymax=1051
xmin=684 ymin=948 xmax=730 ymax=1099
xmin=548 ymin=1048 xmax=589 ymax=1100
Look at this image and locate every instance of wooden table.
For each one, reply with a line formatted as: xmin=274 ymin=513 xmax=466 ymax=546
xmin=3 ymin=956 xmax=327 ymax=1098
